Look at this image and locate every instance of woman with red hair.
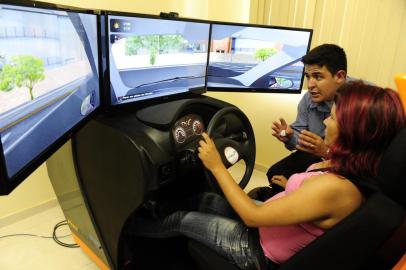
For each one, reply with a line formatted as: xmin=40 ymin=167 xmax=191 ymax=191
xmin=130 ymin=81 xmax=406 ymax=270
xmin=328 ymin=81 xmax=406 ymax=178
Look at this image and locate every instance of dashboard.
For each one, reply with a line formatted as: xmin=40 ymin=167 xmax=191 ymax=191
xmin=109 ymin=96 xmax=235 ymax=189
xmin=171 ymin=114 xmax=205 ymax=146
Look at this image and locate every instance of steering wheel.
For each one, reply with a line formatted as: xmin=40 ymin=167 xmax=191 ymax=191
xmin=204 ymin=106 xmax=256 ymax=193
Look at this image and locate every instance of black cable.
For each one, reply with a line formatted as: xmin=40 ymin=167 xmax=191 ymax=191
xmin=0 ymin=220 xmax=79 ymax=248
xmin=52 ymin=220 xmax=80 ymax=248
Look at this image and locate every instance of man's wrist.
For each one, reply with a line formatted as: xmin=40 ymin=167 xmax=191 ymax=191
xmin=321 ymin=148 xmax=330 ymax=160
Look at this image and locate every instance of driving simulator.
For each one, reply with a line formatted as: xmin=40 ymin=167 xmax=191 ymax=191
xmin=0 ymin=1 xmax=320 ymax=269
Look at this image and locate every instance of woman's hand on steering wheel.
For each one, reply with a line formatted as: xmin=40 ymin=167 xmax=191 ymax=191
xmin=198 ymin=133 xmax=226 ymax=174
xmin=203 ymin=106 xmax=255 ymax=191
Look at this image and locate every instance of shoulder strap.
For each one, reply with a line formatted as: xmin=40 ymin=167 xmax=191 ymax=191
xmin=307 ymin=167 xmax=331 ymax=173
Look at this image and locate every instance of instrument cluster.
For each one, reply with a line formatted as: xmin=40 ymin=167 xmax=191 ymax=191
xmin=172 ymin=114 xmax=205 ymax=146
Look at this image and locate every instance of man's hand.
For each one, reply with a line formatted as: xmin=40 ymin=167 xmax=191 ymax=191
xmin=296 ymin=130 xmax=329 ymax=158
xmin=271 ymin=118 xmax=294 ymax=142
xmin=271 ymin=175 xmax=288 ymax=188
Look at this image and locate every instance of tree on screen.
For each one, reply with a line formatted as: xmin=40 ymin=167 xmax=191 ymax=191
xmin=0 ymin=52 xmax=5 ymax=69
xmin=254 ymin=48 xmax=277 ymax=62
xmin=0 ymin=61 xmax=15 ymax=92
xmin=0 ymin=55 xmax=45 ymax=100
xmin=126 ymin=35 xmax=184 ymax=65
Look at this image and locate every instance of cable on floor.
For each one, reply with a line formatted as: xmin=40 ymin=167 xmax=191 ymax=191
xmin=53 ymin=220 xmax=80 ymax=248
xmin=0 ymin=220 xmax=80 ymax=248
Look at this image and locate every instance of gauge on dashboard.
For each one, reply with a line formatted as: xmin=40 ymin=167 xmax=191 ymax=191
xmin=172 ymin=114 xmax=205 ymax=146
xmin=174 ymin=127 xmax=187 ymax=144
xmin=192 ymin=120 xmax=204 ymax=135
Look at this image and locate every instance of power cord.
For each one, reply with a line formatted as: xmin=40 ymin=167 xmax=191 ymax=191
xmin=0 ymin=220 xmax=79 ymax=248
xmin=52 ymin=220 xmax=80 ymax=248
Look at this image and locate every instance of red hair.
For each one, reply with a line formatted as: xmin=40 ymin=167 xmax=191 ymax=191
xmin=329 ymin=81 xmax=406 ymax=178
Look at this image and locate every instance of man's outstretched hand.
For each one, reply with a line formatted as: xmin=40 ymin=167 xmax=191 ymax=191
xmin=296 ymin=130 xmax=329 ymax=158
xmin=271 ymin=118 xmax=294 ymax=142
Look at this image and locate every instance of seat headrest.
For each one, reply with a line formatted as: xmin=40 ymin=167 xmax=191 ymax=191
xmin=377 ymin=127 xmax=406 ymax=207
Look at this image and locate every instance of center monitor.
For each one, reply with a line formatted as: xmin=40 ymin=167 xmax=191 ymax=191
xmin=207 ymin=23 xmax=312 ymax=93
xmin=106 ymin=13 xmax=211 ymax=106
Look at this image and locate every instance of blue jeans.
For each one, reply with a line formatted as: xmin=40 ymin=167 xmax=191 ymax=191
xmin=130 ymin=193 xmax=271 ymax=270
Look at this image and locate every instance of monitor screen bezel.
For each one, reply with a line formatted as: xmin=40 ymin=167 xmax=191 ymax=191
xmin=0 ymin=0 xmax=103 ymax=195
xmin=206 ymin=20 xmax=313 ymax=94
xmin=103 ymin=10 xmax=212 ymax=111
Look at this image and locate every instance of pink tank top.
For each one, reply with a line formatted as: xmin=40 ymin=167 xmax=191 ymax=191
xmin=259 ymin=166 xmax=326 ymax=264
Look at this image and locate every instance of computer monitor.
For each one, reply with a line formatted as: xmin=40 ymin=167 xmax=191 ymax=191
xmin=207 ymin=23 xmax=312 ymax=93
xmin=106 ymin=13 xmax=211 ymax=106
xmin=0 ymin=1 xmax=100 ymax=194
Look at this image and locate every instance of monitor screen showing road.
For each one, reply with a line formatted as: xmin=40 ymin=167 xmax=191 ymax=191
xmin=207 ymin=24 xmax=312 ymax=92
xmin=0 ymin=4 xmax=100 ymax=178
xmin=108 ymin=15 xmax=210 ymax=105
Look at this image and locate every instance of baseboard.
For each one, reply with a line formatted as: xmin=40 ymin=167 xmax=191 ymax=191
xmin=0 ymin=198 xmax=59 ymax=228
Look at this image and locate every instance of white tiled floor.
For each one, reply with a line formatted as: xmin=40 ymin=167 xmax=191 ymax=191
xmin=0 ymin=206 xmax=99 ymax=270
xmin=0 ymin=165 xmax=268 ymax=270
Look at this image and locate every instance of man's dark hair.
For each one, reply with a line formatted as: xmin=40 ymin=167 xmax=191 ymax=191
xmin=302 ymin=44 xmax=347 ymax=75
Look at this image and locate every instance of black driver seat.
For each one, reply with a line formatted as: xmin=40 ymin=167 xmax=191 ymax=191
xmin=188 ymin=127 xmax=406 ymax=270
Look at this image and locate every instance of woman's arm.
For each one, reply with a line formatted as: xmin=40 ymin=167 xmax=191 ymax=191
xmin=198 ymin=133 xmax=362 ymax=228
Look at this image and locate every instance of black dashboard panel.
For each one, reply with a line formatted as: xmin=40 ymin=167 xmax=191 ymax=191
xmin=75 ymin=96 xmax=234 ymax=193
xmin=135 ymin=96 xmax=229 ymax=129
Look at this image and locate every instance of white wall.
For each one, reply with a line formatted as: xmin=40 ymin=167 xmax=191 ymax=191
xmin=0 ymin=165 xmax=56 ymax=219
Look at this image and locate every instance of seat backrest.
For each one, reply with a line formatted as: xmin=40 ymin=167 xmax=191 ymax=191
xmin=376 ymin=127 xmax=406 ymax=207
xmin=278 ymin=192 xmax=405 ymax=270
